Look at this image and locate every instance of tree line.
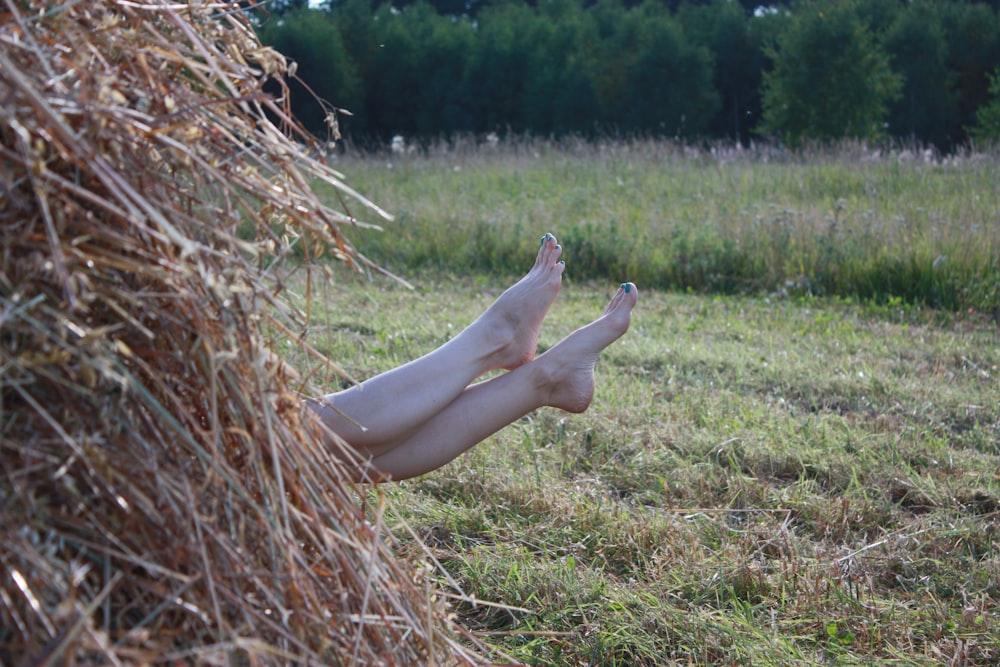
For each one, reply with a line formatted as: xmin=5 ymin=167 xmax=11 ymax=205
xmin=255 ymin=0 xmax=1000 ymax=150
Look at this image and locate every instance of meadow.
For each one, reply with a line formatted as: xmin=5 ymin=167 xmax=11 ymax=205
xmin=329 ymin=138 xmax=999 ymax=314
xmin=297 ymin=140 xmax=999 ymax=665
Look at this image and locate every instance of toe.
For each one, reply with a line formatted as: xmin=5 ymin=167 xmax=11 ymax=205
xmin=538 ymin=233 xmax=559 ymax=263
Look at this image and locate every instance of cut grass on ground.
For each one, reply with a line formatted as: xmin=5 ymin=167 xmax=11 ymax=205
xmin=287 ymin=272 xmax=999 ymax=666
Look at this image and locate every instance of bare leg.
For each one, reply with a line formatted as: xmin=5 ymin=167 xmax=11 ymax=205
xmin=310 ymin=234 xmax=564 ymax=457
xmin=365 ymin=283 xmax=637 ymax=480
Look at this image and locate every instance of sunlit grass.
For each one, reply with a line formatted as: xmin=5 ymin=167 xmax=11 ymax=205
xmin=286 ymin=138 xmax=1000 ymax=663
xmin=292 ymin=268 xmax=1000 ymax=665
xmin=320 ymin=138 xmax=999 ymax=312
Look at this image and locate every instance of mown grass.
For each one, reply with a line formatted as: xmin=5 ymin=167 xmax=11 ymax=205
xmin=321 ymin=138 xmax=1000 ymax=314
xmin=291 ymin=141 xmax=1000 ymax=664
xmin=289 ymin=272 xmax=999 ymax=666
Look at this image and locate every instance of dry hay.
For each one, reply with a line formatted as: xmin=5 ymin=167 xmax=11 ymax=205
xmin=0 ymin=1 xmax=488 ymax=664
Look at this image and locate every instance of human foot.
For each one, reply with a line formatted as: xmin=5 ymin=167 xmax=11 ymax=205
xmin=538 ymin=282 xmax=637 ymax=413
xmin=470 ymin=233 xmax=565 ymax=370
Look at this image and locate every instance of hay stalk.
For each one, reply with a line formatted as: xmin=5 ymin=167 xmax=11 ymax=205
xmin=1 ymin=1 xmax=486 ymax=663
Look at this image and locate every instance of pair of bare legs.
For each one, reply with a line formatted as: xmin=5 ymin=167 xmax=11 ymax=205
xmin=309 ymin=233 xmax=638 ymax=481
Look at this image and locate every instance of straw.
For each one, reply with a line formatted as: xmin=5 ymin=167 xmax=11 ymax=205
xmin=0 ymin=1 xmax=488 ymax=663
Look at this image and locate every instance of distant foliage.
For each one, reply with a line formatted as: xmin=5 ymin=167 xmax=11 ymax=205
xmin=884 ymin=1 xmax=958 ymax=147
xmin=759 ymin=1 xmax=902 ymax=146
xmin=256 ymin=0 xmax=1000 ymax=150
xmin=972 ymin=68 xmax=1000 ymax=141
xmin=675 ymin=0 xmax=772 ymax=143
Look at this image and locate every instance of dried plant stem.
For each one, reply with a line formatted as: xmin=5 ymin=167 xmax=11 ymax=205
xmin=0 ymin=1 xmax=489 ymax=664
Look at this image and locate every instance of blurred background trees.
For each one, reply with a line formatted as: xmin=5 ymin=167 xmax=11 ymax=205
xmin=255 ymin=0 xmax=1000 ymax=149
xmin=758 ymin=2 xmax=902 ymax=146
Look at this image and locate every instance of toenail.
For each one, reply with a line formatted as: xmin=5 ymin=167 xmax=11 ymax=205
xmin=625 ymin=283 xmax=631 ymax=293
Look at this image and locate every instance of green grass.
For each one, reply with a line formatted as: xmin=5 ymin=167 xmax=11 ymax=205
xmin=288 ymin=273 xmax=999 ymax=666
xmin=287 ymin=141 xmax=1000 ymax=664
xmin=321 ymin=138 xmax=1000 ymax=313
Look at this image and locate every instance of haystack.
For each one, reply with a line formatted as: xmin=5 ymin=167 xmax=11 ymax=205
xmin=1 ymin=1 xmax=485 ymax=663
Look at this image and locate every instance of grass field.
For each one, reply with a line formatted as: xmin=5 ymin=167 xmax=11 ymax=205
xmin=294 ymin=141 xmax=999 ymax=665
xmin=324 ymin=138 xmax=999 ymax=314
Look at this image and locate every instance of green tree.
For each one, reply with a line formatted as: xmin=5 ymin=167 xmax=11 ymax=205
xmin=424 ymin=18 xmax=479 ymax=134
xmin=389 ymin=2 xmax=476 ymax=136
xmin=971 ymin=67 xmax=1000 ymax=142
xmin=521 ymin=0 xmax=601 ymax=135
xmin=851 ymin=0 xmax=901 ymax=35
xmin=884 ymin=1 xmax=959 ymax=149
xmin=759 ymin=0 xmax=901 ymax=146
xmin=596 ymin=0 xmax=718 ymax=137
xmin=326 ymin=0 xmax=379 ymax=77
xmin=677 ymin=0 xmax=771 ymax=142
xmin=361 ymin=2 xmax=475 ymax=139
xmin=459 ymin=1 xmax=539 ymax=133
xmin=941 ymin=1 xmax=1000 ymax=142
